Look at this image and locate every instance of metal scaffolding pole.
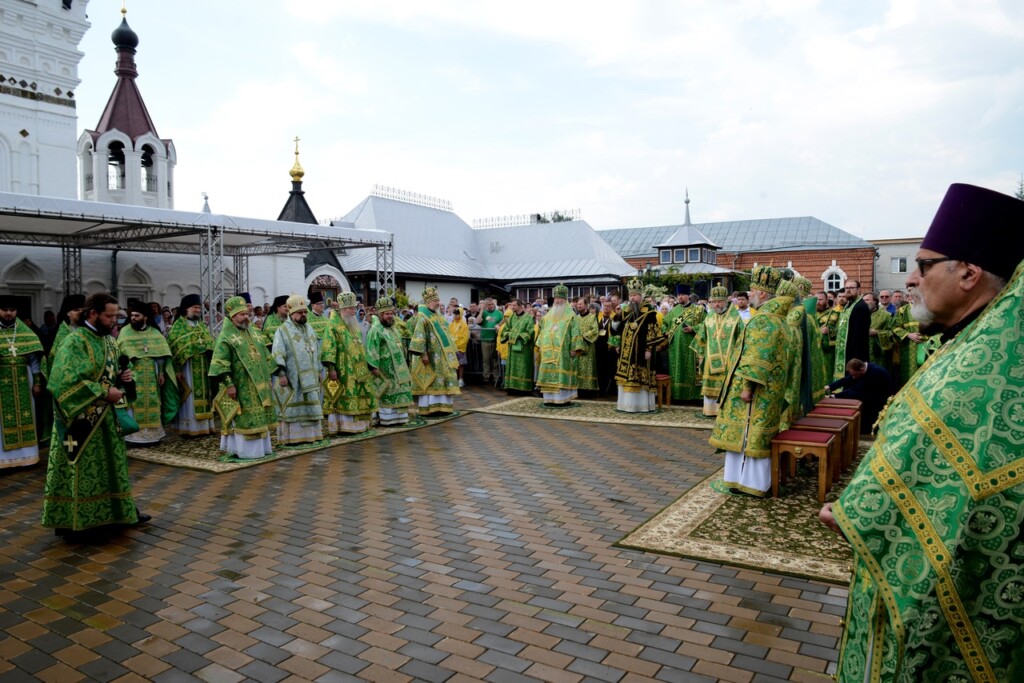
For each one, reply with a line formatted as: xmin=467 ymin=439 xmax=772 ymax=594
xmin=375 ymin=240 xmax=395 ymax=302
xmin=199 ymin=227 xmax=225 ymax=333
xmin=61 ymin=246 xmax=82 ymax=295
xmin=233 ymin=255 xmax=249 ymax=296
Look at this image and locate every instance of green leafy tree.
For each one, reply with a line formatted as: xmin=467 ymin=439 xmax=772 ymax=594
xmin=1015 ymin=173 xmax=1024 ymax=201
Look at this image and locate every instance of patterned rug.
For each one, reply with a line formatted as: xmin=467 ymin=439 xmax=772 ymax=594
xmin=468 ymin=397 xmax=713 ymax=429
xmin=127 ymin=413 xmax=463 ymax=473
xmin=617 ymin=445 xmax=870 ymax=584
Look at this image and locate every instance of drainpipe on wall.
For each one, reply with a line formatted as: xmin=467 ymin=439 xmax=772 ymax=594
xmin=111 ymin=250 xmax=119 ymax=298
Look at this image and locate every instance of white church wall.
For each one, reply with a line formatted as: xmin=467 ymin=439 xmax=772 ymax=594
xmin=0 ymin=0 xmax=89 ymax=198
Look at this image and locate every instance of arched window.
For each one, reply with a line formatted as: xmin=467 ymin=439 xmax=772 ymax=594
xmin=826 ymin=272 xmax=843 ymax=291
xmin=107 ymin=141 xmax=126 ymax=189
xmin=140 ymin=144 xmax=156 ymax=192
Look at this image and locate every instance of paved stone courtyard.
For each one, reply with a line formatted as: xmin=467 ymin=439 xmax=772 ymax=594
xmin=0 ymin=385 xmax=844 ymax=682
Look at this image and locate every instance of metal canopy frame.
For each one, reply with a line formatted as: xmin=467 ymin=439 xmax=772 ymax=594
xmin=0 ymin=192 xmax=394 ymax=332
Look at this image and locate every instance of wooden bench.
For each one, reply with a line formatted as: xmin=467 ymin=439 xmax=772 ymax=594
xmin=655 ymin=374 xmax=671 ymax=408
xmin=807 ymin=406 xmax=862 ymax=457
xmin=791 ymin=416 xmax=851 ymax=481
xmin=818 ymin=397 xmax=862 ymax=411
xmin=771 ymin=429 xmax=838 ymax=504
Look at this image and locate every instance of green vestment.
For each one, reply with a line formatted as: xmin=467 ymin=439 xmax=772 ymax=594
xmin=46 ymin=321 xmax=75 ymax=374
xmin=535 ymin=307 xmax=584 ymax=394
xmin=408 ymin=306 xmax=460 ymax=402
xmin=116 ymin=325 xmax=178 ymax=429
xmin=499 ymin=311 xmax=536 ymax=392
xmin=365 ymin=318 xmax=413 ymax=410
xmin=889 ymin=303 xmax=939 ymax=389
xmin=271 ymin=319 xmax=324 ymax=423
xmin=833 ymin=296 xmax=865 ymax=380
xmin=42 ymin=326 xmax=138 ymax=530
xmin=209 ymin=319 xmax=273 ymax=438
xmin=803 ymin=297 xmax=829 ymax=406
xmin=0 ymin=318 xmax=45 ymax=456
xmin=321 ymin=318 xmax=377 ymax=419
xmin=868 ymin=307 xmax=895 ymax=371
xmin=306 ymin=311 xmax=330 ymax=341
xmin=817 ymin=307 xmax=841 ymax=382
xmin=692 ymin=306 xmax=742 ymax=401
xmin=833 ymin=263 xmax=1024 ymax=683
xmin=662 ymin=304 xmax=706 ymax=400
xmin=709 ymin=295 xmax=792 ymax=458
xmin=575 ymin=311 xmax=599 ymax=391
xmin=261 ymin=314 xmax=285 ymax=340
xmin=166 ymin=316 xmax=214 ymax=422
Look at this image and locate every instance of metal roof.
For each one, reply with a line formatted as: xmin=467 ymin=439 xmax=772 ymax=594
xmin=475 ymin=220 xmax=635 ymax=281
xmin=0 ymin=192 xmax=392 ymax=255
xmin=600 ymin=216 xmax=871 ymax=257
xmin=654 ymin=225 xmax=720 ymax=249
xmin=337 ymin=195 xmax=489 ymax=278
xmin=337 ymin=198 xmax=635 ymax=282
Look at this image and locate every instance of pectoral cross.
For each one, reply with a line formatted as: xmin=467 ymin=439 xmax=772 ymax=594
xmin=63 ymin=435 xmax=78 ymax=452
xmin=8 ymin=343 xmax=15 ymax=357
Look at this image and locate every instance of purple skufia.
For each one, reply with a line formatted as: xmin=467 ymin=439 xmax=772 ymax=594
xmin=921 ymin=183 xmax=1024 ymax=280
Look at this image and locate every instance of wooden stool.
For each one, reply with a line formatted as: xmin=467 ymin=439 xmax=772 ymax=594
xmin=771 ymin=429 xmax=837 ymax=503
xmin=791 ymin=416 xmax=850 ymax=482
xmin=807 ymin=407 xmax=862 ymax=467
xmin=655 ymin=374 xmax=671 ymax=408
xmin=818 ymin=397 xmax=862 ymax=411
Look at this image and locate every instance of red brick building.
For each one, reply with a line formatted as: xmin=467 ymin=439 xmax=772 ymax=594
xmin=600 ymin=214 xmax=876 ymax=295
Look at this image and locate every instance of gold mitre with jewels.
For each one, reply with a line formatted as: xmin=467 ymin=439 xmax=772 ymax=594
xmin=750 ymin=264 xmax=783 ymax=293
xmin=422 ymin=287 xmax=440 ymax=304
xmin=286 ymin=293 xmax=308 ymax=314
xmin=552 ymin=283 xmax=569 ymax=299
xmin=709 ymin=285 xmax=729 ymax=302
xmin=627 ymin=277 xmax=644 ymax=295
xmin=375 ymin=297 xmax=395 ymax=312
xmin=338 ymin=291 xmax=358 ymax=308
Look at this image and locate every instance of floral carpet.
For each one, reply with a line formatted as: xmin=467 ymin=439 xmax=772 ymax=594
xmin=617 ymin=444 xmax=871 ymax=584
xmin=126 ymin=413 xmax=463 ymax=473
xmin=468 ymin=397 xmax=713 ymax=429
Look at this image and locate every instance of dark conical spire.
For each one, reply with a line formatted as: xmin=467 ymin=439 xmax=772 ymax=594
xmin=92 ymin=5 xmax=160 ymax=140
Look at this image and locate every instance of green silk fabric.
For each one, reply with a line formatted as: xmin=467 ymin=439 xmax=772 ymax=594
xmin=166 ymin=317 xmax=214 ymax=420
xmin=365 ymin=318 xmax=413 ymax=410
xmin=535 ymin=307 xmax=584 ymax=394
xmin=833 ymin=264 xmax=1024 ymax=683
xmin=499 ymin=311 xmax=536 ymax=392
xmin=322 ymin=318 xmax=377 ymax=418
xmin=709 ymin=295 xmax=792 ymax=458
xmin=692 ymin=306 xmax=743 ymax=401
xmin=662 ymin=304 xmax=706 ymax=400
xmin=42 ymin=327 xmax=137 ymax=530
xmin=209 ymin=319 xmax=273 ymax=436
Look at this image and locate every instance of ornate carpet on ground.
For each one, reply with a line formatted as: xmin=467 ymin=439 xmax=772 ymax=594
xmin=617 ymin=444 xmax=871 ymax=584
xmin=469 ymin=397 xmax=712 ymax=429
xmin=127 ymin=413 xmax=463 ymax=473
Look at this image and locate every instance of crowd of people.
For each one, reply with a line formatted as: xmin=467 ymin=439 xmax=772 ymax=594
xmin=4 ymin=181 xmax=1023 ymax=680
xmin=4 ymin=286 xmax=472 ymax=541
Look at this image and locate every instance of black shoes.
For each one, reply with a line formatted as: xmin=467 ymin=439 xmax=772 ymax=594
xmin=134 ymin=508 xmax=152 ymax=525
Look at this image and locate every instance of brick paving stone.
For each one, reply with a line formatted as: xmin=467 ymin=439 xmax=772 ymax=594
xmin=0 ymin=386 xmax=844 ymax=683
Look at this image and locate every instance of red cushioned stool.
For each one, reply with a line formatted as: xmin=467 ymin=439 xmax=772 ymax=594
xmin=807 ymin=406 xmax=862 ymax=464
xmin=770 ymin=429 xmax=837 ymax=504
xmin=791 ymin=416 xmax=850 ymax=482
xmin=818 ymin=397 xmax=862 ymax=411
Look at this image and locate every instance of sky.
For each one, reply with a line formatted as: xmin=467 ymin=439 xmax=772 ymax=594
xmin=74 ymin=1 xmax=1024 ymax=240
